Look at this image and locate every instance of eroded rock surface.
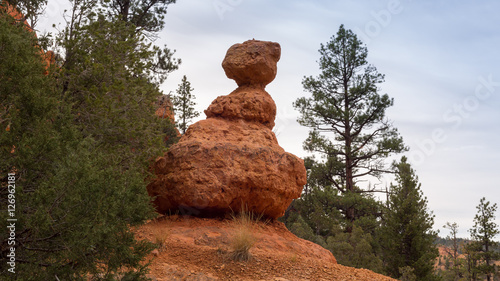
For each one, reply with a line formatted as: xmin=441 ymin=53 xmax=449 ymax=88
xmin=147 ymin=40 xmax=306 ymax=219
xmin=204 ymin=86 xmax=277 ymax=129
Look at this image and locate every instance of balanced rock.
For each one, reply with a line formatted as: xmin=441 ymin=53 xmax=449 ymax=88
xmin=147 ymin=40 xmax=306 ymax=219
xmin=222 ymin=40 xmax=280 ymax=87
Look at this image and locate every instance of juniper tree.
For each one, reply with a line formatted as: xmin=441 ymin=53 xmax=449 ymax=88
xmin=63 ymin=0 xmax=180 ymax=89
xmin=55 ymin=6 xmax=179 ymax=277
xmin=63 ymin=18 xmax=167 ymax=148
xmin=294 ymin=25 xmax=406 ymax=228
xmin=1 ymin=10 xmax=74 ymax=277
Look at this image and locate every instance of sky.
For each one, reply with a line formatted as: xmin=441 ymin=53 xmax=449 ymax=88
xmin=37 ymin=0 xmax=500 ymax=238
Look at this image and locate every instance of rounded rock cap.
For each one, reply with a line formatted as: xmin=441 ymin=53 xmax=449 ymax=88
xmin=222 ymin=40 xmax=281 ymax=88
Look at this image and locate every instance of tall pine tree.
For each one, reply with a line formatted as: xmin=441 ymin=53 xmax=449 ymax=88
xmin=293 ymin=24 xmax=406 ymax=228
xmin=380 ymin=156 xmax=439 ymax=281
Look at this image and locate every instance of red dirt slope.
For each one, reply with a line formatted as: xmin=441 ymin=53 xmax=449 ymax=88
xmin=135 ymin=215 xmax=395 ymax=281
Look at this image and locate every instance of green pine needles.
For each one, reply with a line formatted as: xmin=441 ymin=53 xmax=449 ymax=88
xmin=380 ymin=157 xmax=439 ymax=281
xmin=293 ymin=24 xmax=406 ymax=226
xmin=1 ymin=0 xmax=179 ymax=279
xmin=466 ymin=198 xmax=500 ymax=281
xmin=172 ymin=75 xmax=200 ymax=134
xmin=283 ymin=25 xmax=438 ymax=279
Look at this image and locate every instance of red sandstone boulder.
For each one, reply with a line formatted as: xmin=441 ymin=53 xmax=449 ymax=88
xmin=204 ymin=86 xmax=276 ymax=129
xmin=155 ymin=95 xmax=175 ymax=122
xmin=147 ymin=40 xmax=306 ymax=219
xmin=155 ymin=95 xmax=181 ymax=142
xmin=148 ymin=117 xmax=306 ymax=218
xmin=222 ymin=40 xmax=281 ymax=87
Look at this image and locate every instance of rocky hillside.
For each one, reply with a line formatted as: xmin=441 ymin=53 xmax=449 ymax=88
xmin=135 ymin=215 xmax=395 ymax=281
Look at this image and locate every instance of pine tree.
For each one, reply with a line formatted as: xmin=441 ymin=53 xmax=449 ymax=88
xmin=380 ymin=156 xmax=439 ymax=281
xmin=1 ymin=1 xmax=177 ymax=278
xmin=1 ymin=7 xmax=154 ymax=278
xmin=443 ymin=222 xmax=463 ymax=280
xmin=326 ymin=225 xmax=384 ymax=273
xmin=467 ymin=197 xmax=500 ymax=281
xmin=282 ymin=157 xmax=384 ymax=272
xmin=172 ymin=75 xmax=200 ymax=134
xmin=464 ymin=240 xmax=482 ymax=281
xmin=98 ymin=0 xmax=177 ymax=34
xmin=293 ymin=24 xmax=406 ymax=228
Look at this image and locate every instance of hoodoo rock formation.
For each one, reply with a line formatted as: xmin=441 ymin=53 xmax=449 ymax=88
xmin=155 ymin=95 xmax=175 ymax=122
xmin=147 ymin=40 xmax=307 ymax=219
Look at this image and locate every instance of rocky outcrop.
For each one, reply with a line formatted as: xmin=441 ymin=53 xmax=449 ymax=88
xmin=147 ymin=40 xmax=307 ymax=219
xmin=155 ymin=94 xmax=181 ymax=145
xmin=155 ymin=95 xmax=175 ymax=122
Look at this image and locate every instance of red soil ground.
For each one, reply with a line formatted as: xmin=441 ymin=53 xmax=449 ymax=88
xmin=134 ymin=215 xmax=395 ymax=281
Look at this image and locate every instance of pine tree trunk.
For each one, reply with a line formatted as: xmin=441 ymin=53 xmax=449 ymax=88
xmin=344 ymin=79 xmax=354 ymax=232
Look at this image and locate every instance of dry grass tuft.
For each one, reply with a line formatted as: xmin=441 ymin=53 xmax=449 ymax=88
xmin=229 ymin=208 xmax=259 ymax=261
xmin=289 ymin=253 xmax=299 ymax=263
xmin=151 ymin=228 xmax=169 ymax=251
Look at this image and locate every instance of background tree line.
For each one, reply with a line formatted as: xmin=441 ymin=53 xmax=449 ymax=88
xmin=438 ymin=199 xmax=500 ymax=281
xmin=281 ymin=24 xmax=499 ymax=281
